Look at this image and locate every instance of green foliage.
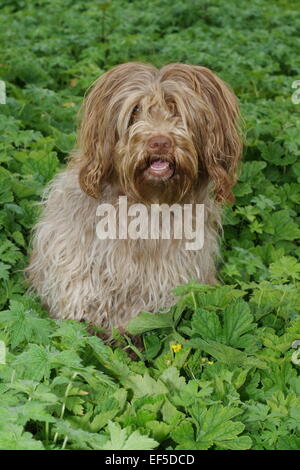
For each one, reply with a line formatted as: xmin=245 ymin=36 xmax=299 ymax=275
xmin=0 ymin=0 xmax=299 ymax=451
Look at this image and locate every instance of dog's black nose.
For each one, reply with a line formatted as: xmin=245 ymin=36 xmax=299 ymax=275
xmin=147 ymin=135 xmax=172 ymax=154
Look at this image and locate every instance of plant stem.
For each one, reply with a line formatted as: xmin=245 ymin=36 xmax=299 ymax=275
xmin=53 ymin=372 xmax=78 ymax=445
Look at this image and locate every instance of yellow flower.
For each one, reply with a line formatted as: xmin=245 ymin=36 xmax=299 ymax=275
xmin=208 ymin=361 xmax=214 ymax=365
xmin=171 ymin=344 xmax=182 ymax=353
xmin=62 ymin=102 xmax=76 ymax=108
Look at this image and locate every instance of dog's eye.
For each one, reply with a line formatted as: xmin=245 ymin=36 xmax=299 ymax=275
xmin=129 ymin=105 xmax=141 ymax=126
xmin=167 ymin=101 xmax=178 ymax=116
xmin=132 ymin=105 xmax=140 ymax=115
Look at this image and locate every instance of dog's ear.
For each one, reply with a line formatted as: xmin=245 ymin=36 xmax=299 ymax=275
xmin=161 ymin=64 xmax=242 ymax=203
xmin=76 ymin=69 xmax=118 ymax=198
xmin=190 ymin=65 xmax=243 ymax=203
xmin=76 ymin=62 xmax=158 ymax=199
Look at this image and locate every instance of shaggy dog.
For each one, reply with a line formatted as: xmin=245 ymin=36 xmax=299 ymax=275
xmin=26 ymin=62 xmax=242 ymax=329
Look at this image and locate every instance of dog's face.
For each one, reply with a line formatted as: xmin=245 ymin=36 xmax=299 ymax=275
xmin=76 ymin=62 xmax=242 ymax=204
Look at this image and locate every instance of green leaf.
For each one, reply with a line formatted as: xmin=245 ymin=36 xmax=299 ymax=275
xmin=192 ymin=404 xmax=244 ymax=442
xmin=0 ymin=239 xmax=21 ymax=264
xmin=223 ymin=300 xmax=256 ymax=347
xmin=13 ymin=344 xmax=51 ymax=381
xmin=171 ymin=404 xmax=251 ymax=450
xmin=101 ymin=421 xmax=158 ymax=450
xmin=188 ymin=338 xmax=266 ymax=369
xmin=190 ymin=300 xmax=257 ymax=352
xmin=0 ymin=262 xmax=10 ymax=280
xmin=11 ymin=231 xmax=26 ymax=247
xmin=18 ymin=401 xmax=57 ymax=425
xmin=88 ymin=396 xmax=120 ymax=432
xmin=50 ymin=350 xmax=83 ymax=368
xmin=239 ymin=161 xmax=267 ymax=182
xmin=0 ymin=426 xmax=44 ymax=450
xmin=191 ymin=309 xmax=222 ymax=341
xmin=123 ymin=372 xmax=168 ymax=398
xmin=185 ymin=404 xmax=251 ymax=450
xmin=161 ymin=398 xmax=184 ymax=426
xmin=86 ymin=334 xmax=109 ymax=362
xmin=159 ymin=367 xmax=186 ymax=391
xmin=145 ymin=421 xmax=171 ymax=442
xmin=233 ymin=182 xmax=252 ymax=197
xmin=143 ymin=333 xmax=162 ymax=359
xmin=171 ymin=421 xmax=198 ymax=449
xmin=217 ymin=435 xmax=253 ymax=450
xmin=0 ymin=177 xmax=14 ymax=204
xmin=264 ymin=210 xmax=300 ymax=242
xmin=0 ymin=300 xmax=53 ymax=348
xmin=54 ymin=420 xmax=108 ymax=450
xmin=20 ymin=151 xmax=60 ymax=182
xmin=269 ymin=256 xmax=300 ymax=281
xmin=259 ymin=142 xmax=297 ymax=166
xmin=277 ymin=435 xmax=300 ymax=450
xmin=126 ymin=311 xmax=173 ymax=335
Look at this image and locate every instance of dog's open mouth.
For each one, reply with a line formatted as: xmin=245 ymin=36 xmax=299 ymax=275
xmin=146 ymin=158 xmax=175 ymax=179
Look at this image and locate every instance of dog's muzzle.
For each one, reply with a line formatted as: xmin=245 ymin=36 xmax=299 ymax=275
xmin=145 ymin=135 xmax=175 ymax=180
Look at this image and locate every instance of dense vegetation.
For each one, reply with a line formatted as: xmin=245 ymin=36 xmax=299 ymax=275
xmin=0 ymin=0 xmax=300 ymax=450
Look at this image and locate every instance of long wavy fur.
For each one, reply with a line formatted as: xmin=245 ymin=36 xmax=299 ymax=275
xmin=26 ymin=62 xmax=242 ymax=329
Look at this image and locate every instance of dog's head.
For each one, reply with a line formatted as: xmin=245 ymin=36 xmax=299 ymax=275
xmin=75 ymin=62 xmax=242 ymax=204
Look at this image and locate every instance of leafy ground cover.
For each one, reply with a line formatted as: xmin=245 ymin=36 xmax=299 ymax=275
xmin=0 ymin=0 xmax=299 ymax=450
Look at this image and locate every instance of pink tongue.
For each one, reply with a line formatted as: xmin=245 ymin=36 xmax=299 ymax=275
xmin=150 ymin=159 xmax=169 ymax=169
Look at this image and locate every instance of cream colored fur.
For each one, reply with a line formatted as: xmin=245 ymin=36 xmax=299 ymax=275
xmin=27 ymin=169 xmax=220 ymax=328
